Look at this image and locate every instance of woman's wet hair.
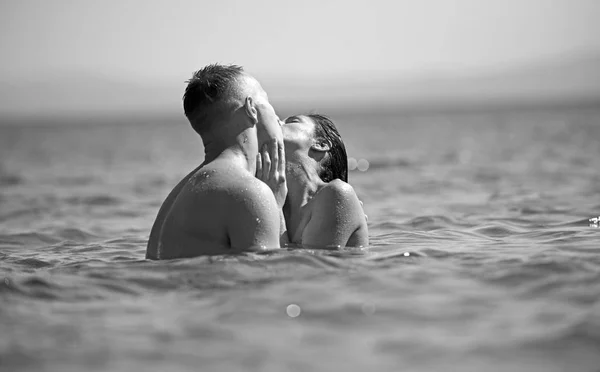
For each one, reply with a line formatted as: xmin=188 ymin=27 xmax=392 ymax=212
xmin=308 ymin=114 xmax=348 ymax=183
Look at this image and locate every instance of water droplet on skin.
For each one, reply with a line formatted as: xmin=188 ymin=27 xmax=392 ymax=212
xmin=256 ymin=218 xmax=261 ymax=223
xmin=403 ymin=252 xmax=410 ymax=257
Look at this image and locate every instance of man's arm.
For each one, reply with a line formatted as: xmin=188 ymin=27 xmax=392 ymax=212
xmin=302 ymin=180 xmax=369 ymax=248
xmin=227 ymin=180 xmax=282 ymax=251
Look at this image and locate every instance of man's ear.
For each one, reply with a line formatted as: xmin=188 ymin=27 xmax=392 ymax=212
xmin=244 ymin=97 xmax=258 ymax=125
xmin=311 ymin=138 xmax=331 ymax=153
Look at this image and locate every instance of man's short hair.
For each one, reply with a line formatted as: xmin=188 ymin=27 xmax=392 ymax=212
xmin=183 ymin=64 xmax=245 ymax=135
xmin=309 ymin=114 xmax=348 ymax=183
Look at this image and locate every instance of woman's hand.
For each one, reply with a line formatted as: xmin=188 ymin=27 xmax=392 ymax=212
xmin=256 ymin=139 xmax=287 ymax=209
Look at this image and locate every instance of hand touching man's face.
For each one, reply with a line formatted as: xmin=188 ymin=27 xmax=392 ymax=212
xmin=254 ymin=92 xmax=283 ymax=149
xmin=251 ymin=86 xmax=287 ymax=208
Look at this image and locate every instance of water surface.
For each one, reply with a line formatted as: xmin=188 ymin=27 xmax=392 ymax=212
xmin=1 ymin=107 xmax=599 ymax=372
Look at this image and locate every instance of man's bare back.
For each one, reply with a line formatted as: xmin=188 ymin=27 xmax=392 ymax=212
xmin=147 ymin=156 xmax=280 ymax=259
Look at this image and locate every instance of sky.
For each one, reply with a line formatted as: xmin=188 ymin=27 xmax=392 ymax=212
xmin=1 ymin=0 xmax=599 ymax=115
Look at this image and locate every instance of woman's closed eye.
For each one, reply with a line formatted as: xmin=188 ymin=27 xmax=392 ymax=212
xmin=285 ymin=117 xmax=300 ymax=124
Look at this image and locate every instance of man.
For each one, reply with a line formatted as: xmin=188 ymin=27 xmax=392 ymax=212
xmin=146 ymin=64 xmax=287 ymax=259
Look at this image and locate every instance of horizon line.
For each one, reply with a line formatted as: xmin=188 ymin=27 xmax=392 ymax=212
xmin=1 ymin=97 xmax=599 ymax=126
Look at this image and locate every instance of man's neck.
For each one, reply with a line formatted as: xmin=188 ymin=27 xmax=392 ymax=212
xmin=203 ymin=129 xmax=258 ymax=174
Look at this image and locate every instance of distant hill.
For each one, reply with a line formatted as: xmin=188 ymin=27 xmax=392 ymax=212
xmin=268 ymin=52 xmax=600 ymax=113
xmin=1 ymin=52 xmax=599 ymax=121
xmin=0 ymin=72 xmax=183 ymax=118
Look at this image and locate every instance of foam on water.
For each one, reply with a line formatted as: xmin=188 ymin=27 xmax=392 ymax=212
xmin=1 ymin=107 xmax=600 ymax=372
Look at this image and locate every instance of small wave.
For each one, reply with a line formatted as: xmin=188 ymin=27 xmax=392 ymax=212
xmin=61 ymin=251 xmax=357 ymax=293
xmin=473 ymin=169 xmax=502 ymax=183
xmin=0 ymin=208 xmax=47 ymax=222
xmin=479 ymin=254 xmax=599 ymax=289
xmin=0 ymin=232 xmax=62 ymax=248
xmin=471 ymin=223 xmax=527 ymax=238
xmin=21 ymin=276 xmax=54 ymax=287
xmin=54 ymin=175 xmax=96 ymax=186
xmin=488 ymin=189 xmax=543 ymax=203
xmin=0 ymin=228 xmax=99 ymax=250
xmin=1 ymin=273 xmax=118 ymax=300
xmin=403 ymin=215 xmax=463 ymax=231
xmin=518 ymin=205 xmax=575 ymax=215
xmin=12 ymin=258 xmax=54 ymax=269
xmin=54 ymin=228 xmax=98 ymax=242
xmin=132 ymin=175 xmax=169 ymax=195
xmin=0 ymin=208 xmax=50 ymax=223
xmin=102 ymin=236 xmax=148 ymax=246
xmin=521 ymin=229 xmax=579 ymax=242
xmin=253 ymin=249 xmax=358 ymax=268
xmin=553 ymin=218 xmax=599 ymax=228
xmin=367 ymin=249 xmax=426 ymax=262
xmin=64 ymin=195 xmax=122 ymax=207
xmin=93 ymin=279 xmax=141 ymax=296
xmin=0 ymin=172 xmax=24 ymax=186
xmin=485 ymin=217 xmax=549 ymax=228
xmin=1 ymin=275 xmax=61 ymax=300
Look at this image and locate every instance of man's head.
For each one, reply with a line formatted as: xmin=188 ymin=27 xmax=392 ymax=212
xmin=183 ymin=64 xmax=281 ymax=146
xmin=282 ymin=114 xmax=348 ymax=183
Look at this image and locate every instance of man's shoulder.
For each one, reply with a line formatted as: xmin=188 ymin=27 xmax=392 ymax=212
xmin=229 ymin=177 xmax=274 ymax=207
xmin=186 ymin=164 xmax=257 ymax=190
xmin=185 ymin=165 xmax=279 ymax=247
xmin=185 ymin=165 xmax=273 ymax=206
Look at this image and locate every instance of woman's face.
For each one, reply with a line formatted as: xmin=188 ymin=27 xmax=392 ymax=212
xmin=282 ymin=115 xmax=316 ymax=156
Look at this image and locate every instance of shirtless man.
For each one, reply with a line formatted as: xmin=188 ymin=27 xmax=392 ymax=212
xmin=146 ymin=64 xmax=287 ymax=259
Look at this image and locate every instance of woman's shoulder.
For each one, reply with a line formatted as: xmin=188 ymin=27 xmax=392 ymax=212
xmin=313 ymin=179 xmax=361 ymax=211
xmin=308 ymin=179 xmax=369 ymax=247
xmin=320 ymin=179 xmax=357 ymax=197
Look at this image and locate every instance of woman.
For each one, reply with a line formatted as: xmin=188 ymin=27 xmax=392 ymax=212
xmin=258 ymin=114 xmax=368 ymax=248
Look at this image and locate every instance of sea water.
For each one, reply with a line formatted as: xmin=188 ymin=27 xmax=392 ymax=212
xmin=1 ymin=106 xmax=599 ymax=372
